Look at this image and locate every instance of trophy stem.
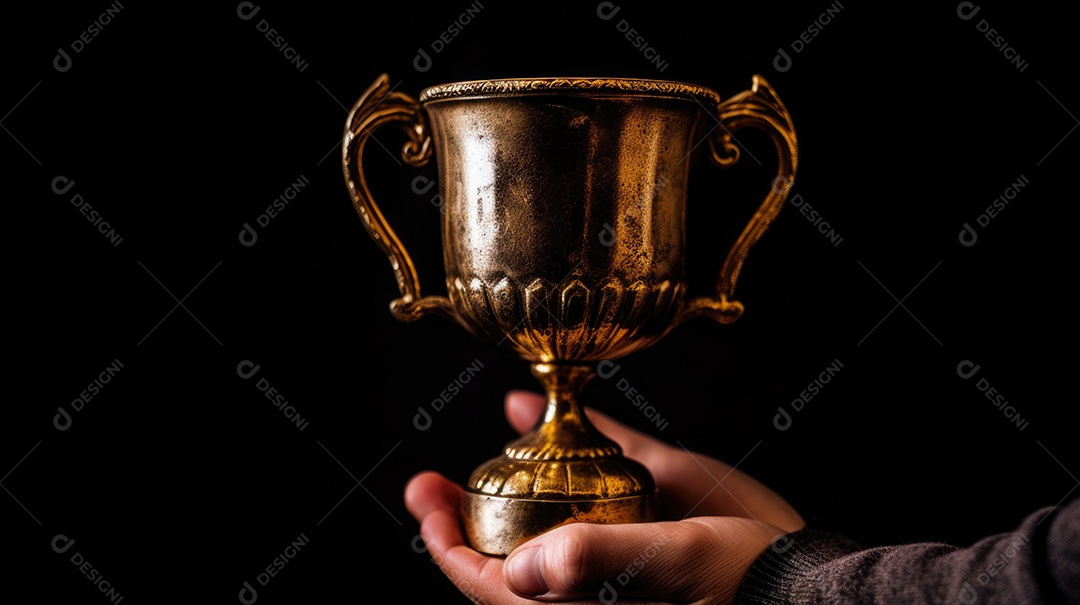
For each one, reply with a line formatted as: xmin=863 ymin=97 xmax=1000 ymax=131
xmin=502 ymin=363 xmax=620 ymax=460
xmin=534 ymin=362 xmax=595 ymax=432
xmin=461 ymin=362 xmax=658 ymax=555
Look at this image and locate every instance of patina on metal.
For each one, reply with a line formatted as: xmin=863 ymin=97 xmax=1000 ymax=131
xmin=343 ymin=74 xmax=797 ymax=555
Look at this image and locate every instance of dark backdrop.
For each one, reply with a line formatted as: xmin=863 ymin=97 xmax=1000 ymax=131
xmin=6 ymin=1 xmax=1077 ymax=603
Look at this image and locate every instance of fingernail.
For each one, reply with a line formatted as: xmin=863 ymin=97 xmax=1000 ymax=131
xmin=505 ymin=545 xmax=549 ymax=596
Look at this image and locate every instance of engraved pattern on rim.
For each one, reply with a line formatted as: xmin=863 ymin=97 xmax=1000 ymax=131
xmin=420 ymin=77 xmax=722 ymax=105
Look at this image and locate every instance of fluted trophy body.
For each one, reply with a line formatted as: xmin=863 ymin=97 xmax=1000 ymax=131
xmin=427 ymin=91 xmax=703 ymax=362
xmin=344 ymin=75 xmax=797 ymax=554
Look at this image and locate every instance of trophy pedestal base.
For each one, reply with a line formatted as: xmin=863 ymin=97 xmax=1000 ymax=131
xmin=460 ymin=363 xmax=660 ymax=555
xmin=462 ymin=491 xmax=659 ymax=556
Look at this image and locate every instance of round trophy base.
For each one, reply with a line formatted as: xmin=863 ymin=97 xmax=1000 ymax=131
xmin=462 ymin=491 xmax=659 ymax=556
xmin=459 ymin=363 xmax=660 ymax=555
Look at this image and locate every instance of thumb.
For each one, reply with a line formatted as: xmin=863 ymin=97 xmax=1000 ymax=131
xmin=502 ymin=517 xmax=784 ymax=604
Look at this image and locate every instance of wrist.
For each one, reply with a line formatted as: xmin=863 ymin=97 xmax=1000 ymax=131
xmin=733 ymin=528 xmax=864 ymax=605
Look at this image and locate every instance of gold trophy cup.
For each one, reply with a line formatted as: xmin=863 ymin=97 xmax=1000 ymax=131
xmin=343 ymin=74 xmax=797 ymax=555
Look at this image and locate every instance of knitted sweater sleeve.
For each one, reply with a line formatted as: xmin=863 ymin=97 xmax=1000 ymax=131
xmin=734 ymin=497 xmax=1079 ymax=605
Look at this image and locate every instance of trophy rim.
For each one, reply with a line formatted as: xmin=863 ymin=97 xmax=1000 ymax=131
xmin=418 ymin=77 xmax=721 ymax=105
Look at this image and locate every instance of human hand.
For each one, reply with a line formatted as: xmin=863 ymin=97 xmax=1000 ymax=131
xmin=405 ymin=390 xmax=805 ymax=604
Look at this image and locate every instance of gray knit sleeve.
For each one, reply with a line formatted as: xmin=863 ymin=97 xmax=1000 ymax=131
xmin=734 ymin=498 xmax=1078 ymax=605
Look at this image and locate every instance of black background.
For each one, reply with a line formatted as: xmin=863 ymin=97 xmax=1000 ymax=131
xmin=5 ymin=1 xmax=1077 ymax=603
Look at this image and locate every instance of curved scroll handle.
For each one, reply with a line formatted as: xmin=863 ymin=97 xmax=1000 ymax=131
xmin=342 ymin=73 xmax=459 ymax=323
xmin=676 ymin=74 xmax=798 ymax=325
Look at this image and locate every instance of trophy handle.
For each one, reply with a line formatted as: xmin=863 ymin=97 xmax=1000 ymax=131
xmin=676 ymin=74 xmax=798 ymax=326
xmin=343 ymin=73 xmax=459 ymax=323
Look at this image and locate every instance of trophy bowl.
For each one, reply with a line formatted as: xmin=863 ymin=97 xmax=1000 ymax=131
xmin=343 ymin=73 xmax=797 ymax=555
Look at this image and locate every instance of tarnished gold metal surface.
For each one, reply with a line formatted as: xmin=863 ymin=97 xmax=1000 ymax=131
xmin=343 ymin=73 xmax=797 ymax=555
xmin=462 ymin=363 xmax=659 ymax=554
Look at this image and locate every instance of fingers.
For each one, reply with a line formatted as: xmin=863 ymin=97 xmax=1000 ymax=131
xmin=503 ymin=517 xmax=784 ymax=604
xmin=505 ymin=389 xmax=546 ymax=434
xmin=404 ymin=470 xmax=462 ymax=521
xmin=405 ymin=472 xmax=531 ymax=604
xmin=404 ymin=472 xmax=471 ymax=565
xmin=581 ymin=405 xmax=679 ymax=472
